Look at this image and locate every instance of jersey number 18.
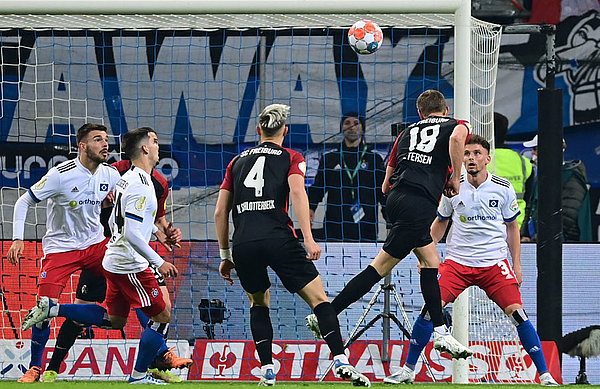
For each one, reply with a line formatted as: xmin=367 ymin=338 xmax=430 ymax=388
xmin=409 ymin=124 xmax=440 ymax=153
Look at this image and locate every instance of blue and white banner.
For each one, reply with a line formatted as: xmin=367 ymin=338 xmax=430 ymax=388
xmin=1 ymin=13 xmax=599 ymax=189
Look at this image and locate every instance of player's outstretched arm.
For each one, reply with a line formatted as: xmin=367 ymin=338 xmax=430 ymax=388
xmin=214 ymin=189 xmax=233 ymax=253
xmin=307 ymin=156 xmax=326 ymax=213
xmin=154 ymin=216 xmax=182 ymax=251
xmin=445 ymin=124 xmax=469 ymax=197
xmin=430 ymin=216 xmax=450 ymax=244
xmin=8 ymin=191 xmax=37 ymax=265
xmin=10 ymin=169 xmax=61 ymax=265
xmin=157 ymin=261 xmax=178 ymax=279
xmin=6 ymin=240 xmax=24 ymax=266
xmin=381 ymin=165 xmax=395 ymax=195
xmin=505 ymin=219 xmax=523 ymax=286
xmin=123 ymin=219 xmax=167 ymax=269
xmin=289 ymin=174 xmax=321 ymax=260
xmin=214 ymin=189 xmax=235 ymax=285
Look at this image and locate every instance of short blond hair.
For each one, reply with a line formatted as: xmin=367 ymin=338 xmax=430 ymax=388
xmin=259 ymin=104 xmax=290 ymax=136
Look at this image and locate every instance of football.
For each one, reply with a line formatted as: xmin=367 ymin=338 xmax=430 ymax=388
xmin=348 ymin=20 xmax=383 ymax=55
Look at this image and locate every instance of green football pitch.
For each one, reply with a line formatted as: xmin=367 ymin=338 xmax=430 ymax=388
xmin=1 ymin=383 xmax=600 ymax=389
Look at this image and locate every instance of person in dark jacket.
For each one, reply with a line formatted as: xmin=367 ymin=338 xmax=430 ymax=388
xmin=520 ymin=135 xmax=592 ymax=242
xmin=308 ymin=112 xmax=386 ymax=242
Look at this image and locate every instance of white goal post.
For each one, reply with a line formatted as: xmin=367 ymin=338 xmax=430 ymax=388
xmin=0 ymin=0 xmax=510 ymax=384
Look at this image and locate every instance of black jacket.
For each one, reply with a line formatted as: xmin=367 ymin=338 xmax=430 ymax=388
xmin=308 ymin=143 xmax=386 ymax=241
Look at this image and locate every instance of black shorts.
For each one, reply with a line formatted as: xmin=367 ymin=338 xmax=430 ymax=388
xmin=233 ymin=238 xmax=320 ymax=294
xmin=76 ymin=269 xmax=107 ymax=303
xmin=382 ymin=186 xmax=438 ymax=259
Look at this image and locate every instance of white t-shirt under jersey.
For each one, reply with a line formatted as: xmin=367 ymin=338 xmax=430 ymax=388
xmin=437 ymin=173 xmax=520 ymax=267
xmin=25 ymin=158 xmax=120 ymax=254
xmin=103 ymin=166 xmax=164 ymax=274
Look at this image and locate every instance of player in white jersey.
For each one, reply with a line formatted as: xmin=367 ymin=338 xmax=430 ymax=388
xmin=7 ymin=123 xmax=121 ymax=382
xmin=42 ymin=159 xmax=190 ymax=384
xmin=21 ymin=127 xmax=178 ymax=385
xmin=384 ymin=135 xmax=559 ymax=386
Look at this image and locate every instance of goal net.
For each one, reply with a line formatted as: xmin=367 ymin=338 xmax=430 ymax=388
xmin=467 ymin=286 xmax=538 ymax=383
xmin=0 ymin=0 xmax=521 ymax=383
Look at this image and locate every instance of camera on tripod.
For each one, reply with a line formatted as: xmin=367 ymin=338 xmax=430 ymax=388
xmin=198 ymin=298 xmax=228 ymax=339
xmin=198 ymin=298 xmax=226 ymax=324
xmin=390 ymin=121 xmax=410 ymax=137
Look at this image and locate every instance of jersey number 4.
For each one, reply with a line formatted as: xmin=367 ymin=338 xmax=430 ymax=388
xmin=243 ymin=156 xmax=266 ymax=197
xmin=409 ymin=124 xmax=440 ymax=153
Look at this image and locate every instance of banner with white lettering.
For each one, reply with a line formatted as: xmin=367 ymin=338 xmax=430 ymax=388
xmin=0 ymin=339 xmax=189 ymax=381
xmin=187 ymin=339 xmax=561 ymax=383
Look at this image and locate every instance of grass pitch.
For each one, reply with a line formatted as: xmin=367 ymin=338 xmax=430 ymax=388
xmin=1 ymin=383 xmax=600 ymax=389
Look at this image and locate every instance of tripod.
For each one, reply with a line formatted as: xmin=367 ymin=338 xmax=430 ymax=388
xmin=319 ymin=274 xmax=436 ymax=381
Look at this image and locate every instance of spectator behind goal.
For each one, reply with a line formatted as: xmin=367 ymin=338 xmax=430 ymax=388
xmin=492 ymin=112 xmax=533 ymax=229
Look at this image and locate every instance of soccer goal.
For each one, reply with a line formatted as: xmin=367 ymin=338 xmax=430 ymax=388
xmin=0 ymin=0 xmax=523 ymax=383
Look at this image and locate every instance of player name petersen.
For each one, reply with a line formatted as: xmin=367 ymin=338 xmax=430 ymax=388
xmin=405 ymin=151 xmax=432 ymax=165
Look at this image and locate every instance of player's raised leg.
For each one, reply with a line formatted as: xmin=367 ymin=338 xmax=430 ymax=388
xmin=297 ymin=275 xmax=371 ymax=387
xmin=412 ymin=244 xmax=472 ymax=359
xmin=19 ymin=246 xmax=111 ymax=382
xmin=43 ymin=268 xmax=108 ymax=382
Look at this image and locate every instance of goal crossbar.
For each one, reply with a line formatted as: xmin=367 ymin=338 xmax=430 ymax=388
xmin=0 ymin=0 xmax=466 ymax=15
xmin=0 ymin=14 xmax=458 ymax=30
xmin=0 ymin=0 xmax=473 ymax=127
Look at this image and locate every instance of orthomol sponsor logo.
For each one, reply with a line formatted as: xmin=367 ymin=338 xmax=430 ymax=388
xmin=459 ymin=214 xmax=497 ymax=222
xmin=69 ymin=199 xmax=102 ymax=208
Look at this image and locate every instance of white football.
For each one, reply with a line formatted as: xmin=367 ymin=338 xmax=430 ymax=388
xmin=348 ymin=20 xmax=383 ymax=55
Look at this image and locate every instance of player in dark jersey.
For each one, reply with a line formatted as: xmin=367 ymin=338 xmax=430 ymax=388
xmin=306 ymin=90 xmax=474 ymax=359
xmin=215 ymin=104 xmax=370 ymax=387
xmin=42 ymin=160 xmax=189 ymax=383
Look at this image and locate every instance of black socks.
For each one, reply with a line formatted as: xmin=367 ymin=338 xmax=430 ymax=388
xmin=250 ymin=306 xmax=273 ymax=366
xmin=331 ymin=265 xmax=382 ymax=314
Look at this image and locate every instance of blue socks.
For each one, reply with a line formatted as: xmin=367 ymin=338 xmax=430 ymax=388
xmin=136 ymin=309 xmax=169 ymax=356
xmin=58 ymin=303 xmax=109 ymax=327
xmin=136 ymin=309 xmax=150 ymax=328
xmin=517 ymin=320 xmax=548 ymax=374
xmin=134 ymin=327 xmax=166 ymax=374
xmin=30 ymin=321 xmax=50 ymax=368
xmin=404 ymin=315 xmax=434 ymax=370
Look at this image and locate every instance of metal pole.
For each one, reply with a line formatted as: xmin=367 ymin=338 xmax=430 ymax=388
xmin=543 ymin=24 xmax=556 ymax=90
xmin=0 ymin=0 xmax=467 ymax=14
xmin=537 ymin=23 xmax=562 ymax=348
xmin=504 ymin=21 xmax=563 ymax=360
xmin=382 ymin=274 xmax=392 ymax=361
xmin=536 ymin=87 xmax=563 ymax=345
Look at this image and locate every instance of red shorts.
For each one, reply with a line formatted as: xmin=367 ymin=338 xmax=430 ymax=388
xmin=39 ymin=238 xmax=109 ymax=299
xmin=104 ymin=267 xmax=166 ymax=318
xmin=438 ymin=258 xmax=522 ymax=310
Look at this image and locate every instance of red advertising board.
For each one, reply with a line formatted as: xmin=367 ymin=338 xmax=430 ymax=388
xmin=188 ymin=339 xmax=561 ymax=383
